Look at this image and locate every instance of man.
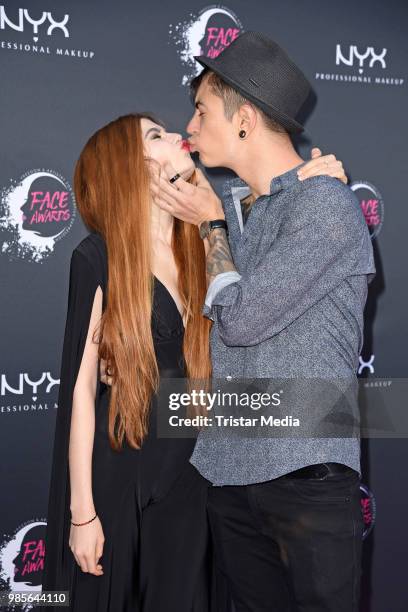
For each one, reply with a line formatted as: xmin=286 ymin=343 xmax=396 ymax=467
xmin=153 ymin=32 xmax=376 ymax=611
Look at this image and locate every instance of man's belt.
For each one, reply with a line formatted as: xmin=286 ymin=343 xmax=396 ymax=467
xmin=280 ymin=462 xmax=355 ymax=481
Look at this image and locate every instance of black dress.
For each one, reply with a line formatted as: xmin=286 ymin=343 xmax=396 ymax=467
xmin=40 ymin=232 xmax=231 ymax=611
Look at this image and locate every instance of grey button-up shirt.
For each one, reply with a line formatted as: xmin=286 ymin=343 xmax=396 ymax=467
xmin=189 ymin=162 xmax=376 ymax=486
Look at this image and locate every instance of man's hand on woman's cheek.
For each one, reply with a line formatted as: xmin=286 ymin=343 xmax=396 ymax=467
xmin=150 ymin=162 xmax=224 ymax=226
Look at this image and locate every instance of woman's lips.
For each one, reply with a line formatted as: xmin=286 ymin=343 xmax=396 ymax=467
xmin=181 ymin=139 xmax=191 ymax=152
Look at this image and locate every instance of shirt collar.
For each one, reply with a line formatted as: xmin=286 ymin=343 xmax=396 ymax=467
xmin=269 ymin=161 xmax=308 ymax=195
xmin=222 ymin=160 xmax=308 ymax=203
xmin=221 ymin=161 xmax=309 ymax=243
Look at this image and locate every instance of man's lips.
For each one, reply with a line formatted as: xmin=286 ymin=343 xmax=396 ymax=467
xmin=184 ymin=140 xmax=198 ymax=153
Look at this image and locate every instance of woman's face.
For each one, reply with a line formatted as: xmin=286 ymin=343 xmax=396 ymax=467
xmin=141 ymin=118 xmax=195 ymax=181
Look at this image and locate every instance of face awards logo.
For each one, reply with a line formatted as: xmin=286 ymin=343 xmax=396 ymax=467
xmin=360 ymin=483 xmax=376 ymax=539
xmin=0 ymin=371 xmax=60 ymax=414
xmin=351 ymin=181 xmax=384 ymax=240
xmin=315 ymin=43 xmax=404 ymax=87
xmin=0 ymin=169 xmax=76 ymax=262
xmin=169 ymin=5 xmax=244 ymax=85
xmin=0 ymin=520 xmax=46 ymax=608
xmin=0 ymin=5 xmax=94 ymax=60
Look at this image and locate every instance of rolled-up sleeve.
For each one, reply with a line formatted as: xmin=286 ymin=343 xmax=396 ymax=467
xmin=204 ymin=179 xmax=376 ymax=347
xmin=203 ymin=271 xmax=242 ymax=321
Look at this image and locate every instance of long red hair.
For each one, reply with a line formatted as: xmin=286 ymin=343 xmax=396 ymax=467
xmin=73 ymin=113 xmax=212 ymax=450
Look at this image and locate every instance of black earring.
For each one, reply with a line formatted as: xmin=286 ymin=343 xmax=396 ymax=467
xmin=239 ymin=130 xmax=246 ymax=139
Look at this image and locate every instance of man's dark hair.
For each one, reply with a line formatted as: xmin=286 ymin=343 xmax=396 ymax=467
xmin=190 ymin=67 xmax=287 ymax=135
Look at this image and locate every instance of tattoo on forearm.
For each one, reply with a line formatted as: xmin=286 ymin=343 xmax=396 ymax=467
xmin=206 ymin=228 xmax=237 ymax=284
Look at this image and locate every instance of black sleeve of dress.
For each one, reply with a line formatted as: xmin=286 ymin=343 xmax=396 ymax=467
xmin=41 ymin=248 xmax=102 ymax=597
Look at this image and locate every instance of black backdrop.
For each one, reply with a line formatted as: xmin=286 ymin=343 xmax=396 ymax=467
xmin=0 ymin=1 xmax=407 ymax=610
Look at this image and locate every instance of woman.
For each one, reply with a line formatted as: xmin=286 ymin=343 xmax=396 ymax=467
xmin=40 ymin=112 xmax=346 ymax=611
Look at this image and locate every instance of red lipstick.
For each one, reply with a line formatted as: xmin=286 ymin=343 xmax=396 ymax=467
xmin=181 ymin=139 xmax=191 ymax=152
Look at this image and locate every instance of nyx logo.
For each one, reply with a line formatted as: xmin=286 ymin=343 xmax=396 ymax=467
xmin=358 ymin=355 xmax=375 ymax=375
xmin=336 ymin=44 xmax=387 ymax=74
xmin=0 ymin=6 xmax=69 ymax=42
xmin=1 ymin=372 xmax=60 ymax=400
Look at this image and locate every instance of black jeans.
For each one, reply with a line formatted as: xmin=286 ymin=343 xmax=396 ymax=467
xmin=207 ymin=465 xmax=363 ymax=612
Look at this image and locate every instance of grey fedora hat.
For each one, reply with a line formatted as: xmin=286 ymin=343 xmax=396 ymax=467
xmin=194 ymin=31 xmax=312 ymax=134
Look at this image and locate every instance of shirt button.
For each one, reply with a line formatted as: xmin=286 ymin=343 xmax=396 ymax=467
xmin=226 ymin=375 xmax=232 ymax=381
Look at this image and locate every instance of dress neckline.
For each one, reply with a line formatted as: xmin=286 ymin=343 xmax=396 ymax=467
xmin=153 ymin=275 xmax=185 ymax=328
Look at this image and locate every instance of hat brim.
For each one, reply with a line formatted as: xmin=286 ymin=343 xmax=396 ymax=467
xmin=194 ymin=55 xmax=304 ymax=134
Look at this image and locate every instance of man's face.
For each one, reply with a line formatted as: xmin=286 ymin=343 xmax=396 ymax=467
xmin=186 ymin=77 xmax=237 ymax=168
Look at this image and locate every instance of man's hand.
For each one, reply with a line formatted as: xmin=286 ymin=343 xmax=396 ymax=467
xmin=100 ymin=359 xmax=112 ymax=386
xmin=297 ymin=148 xmax=348 ymax=184
xmin=150 ymin=162 xmax=225 ymax=226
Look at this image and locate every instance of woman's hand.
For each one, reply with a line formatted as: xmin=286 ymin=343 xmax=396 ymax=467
xmin=298 ymin=148 xmax=348 ymax=184
xmin=69 ymin=515 xmax=105 ymax=576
